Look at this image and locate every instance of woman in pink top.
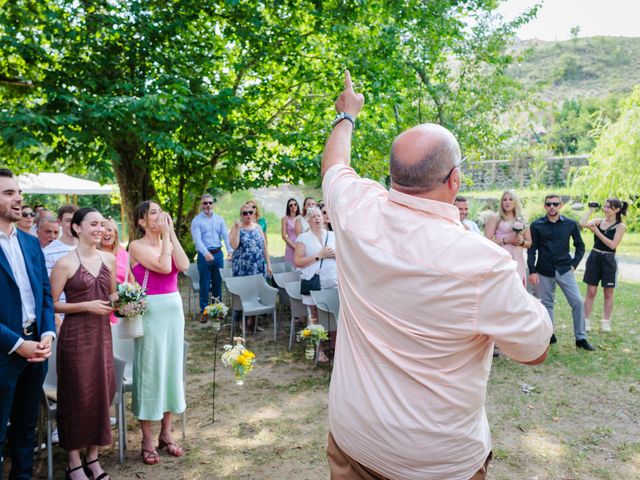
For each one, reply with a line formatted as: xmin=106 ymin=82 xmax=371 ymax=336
xmin=128 ymin=201 xmax=190 ymax=466
xmin=484 ymin=190 xmax=531 ymax=284
xmin=99 ymin=217 xmax=131 ymax=324
xmin=281 ymin=198 xmax=300 ymax=265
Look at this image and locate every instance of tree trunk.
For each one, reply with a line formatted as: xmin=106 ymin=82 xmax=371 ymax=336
xmin=111 ymin=140 xmax=156 ymax=241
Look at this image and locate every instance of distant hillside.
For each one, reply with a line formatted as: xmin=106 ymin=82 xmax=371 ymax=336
xmin=509 ymin=36 xmax=640 ymax=102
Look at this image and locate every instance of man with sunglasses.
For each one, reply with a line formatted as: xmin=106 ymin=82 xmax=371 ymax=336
xmin=528 ymin=194 xmax=594 ymax=351
xmin=321 ymin=71 xmax=552 ymax=480
xmin=190 ymin=193 xmax=232 ymax=322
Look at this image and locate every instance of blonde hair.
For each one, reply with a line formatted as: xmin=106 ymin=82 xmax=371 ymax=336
xmin=245 ymin=200 xmax=261 ymax=220
xmin=499 ymin=190 xmax=523 ymax=221
xmin=100 ymin=217 xmax=120 ymax=255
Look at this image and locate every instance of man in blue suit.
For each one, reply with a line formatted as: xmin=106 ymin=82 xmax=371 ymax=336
xmin=0 ymin=168 xmax=56 ymax=480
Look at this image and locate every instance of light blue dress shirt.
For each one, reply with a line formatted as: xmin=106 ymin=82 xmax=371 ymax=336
xmin=190 ymin=212 xmax=232 ymax=257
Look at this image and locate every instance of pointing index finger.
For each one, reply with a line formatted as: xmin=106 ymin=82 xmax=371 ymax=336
xmin=344 ymin=69 xmax=353 ymax=90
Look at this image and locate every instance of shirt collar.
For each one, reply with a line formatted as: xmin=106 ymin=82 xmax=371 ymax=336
xmin=543 ymin=215 xmax=566 ymax=223
xmin=0 ymin=224 xmax=17 ymax=240
xmin=387 ymin=188 xmax=462 ymax=225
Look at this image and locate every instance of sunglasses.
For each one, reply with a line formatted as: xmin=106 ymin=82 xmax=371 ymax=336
xmin=442 ymin=157 xmax=467 ymax=184
xmin=288 ymin=203 xmax=297 ymax=207
xmin=22 ymin=212 xmax=35 ymax=218
xmin=545 ymin=202 xmax=560 ymax=207
xmin=241 ymin=210 xmax=254 ymax=216
xmin=202 ymin=201 xmax=213 ymax=205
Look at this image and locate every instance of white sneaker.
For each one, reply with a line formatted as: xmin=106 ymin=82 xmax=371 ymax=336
xmin=601 ymin=319 xmax=611 ymax=332
xmin=585 ymin=318 xmax=591 ymax=332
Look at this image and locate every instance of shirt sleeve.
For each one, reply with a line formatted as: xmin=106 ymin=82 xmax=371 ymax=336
xmin=476 ymin=253 xmax=553 ymax=363
xmin=322 ymin=164 xmax=386 ymax=231
xmin=571 ymin=222 xmax=585 ymax=267
xmin=527 ymin=223 xmax=538 ymax=274
xmin=220 ymin=218 xmax=232 ymax=254
xmin=190 ymin=216 xmax=209 ymax=257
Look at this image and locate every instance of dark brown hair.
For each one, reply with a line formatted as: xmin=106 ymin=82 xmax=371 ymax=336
xmin=70 ymin=207 xmax=99 ymax=238
xmin=133 ymin=200 xmax=153 ymax=238
xmin=57 ymin=204 xmax=78 ymax=221
xmin=607 ymin=198 xmax=629 ymax=223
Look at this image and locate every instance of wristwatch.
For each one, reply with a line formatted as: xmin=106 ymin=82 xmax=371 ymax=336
xmin=332 ymin=112 xmax=355 ymax=129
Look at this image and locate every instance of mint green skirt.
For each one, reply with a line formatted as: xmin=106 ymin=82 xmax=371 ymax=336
xmin=132 ymin=292 xmax=186 ymax=420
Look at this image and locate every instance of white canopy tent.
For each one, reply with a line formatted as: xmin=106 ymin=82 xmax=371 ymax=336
xmin=17 ymin=172 xmax=127 ymax=238
xmin=17 ymin=172 xmax=114 ymax=195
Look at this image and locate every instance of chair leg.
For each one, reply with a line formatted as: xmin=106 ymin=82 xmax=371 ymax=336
xmin=117 ymin=400 xmax=124 ymax=464
xmin=121 ymin=398 xmax=128 ymax=450
xmin=273 ymin=310 xmax=277 ymax=341
xmin=47 ymin=417 xmax=53 ymax=480
xmin=242 ymin=314 xmax=246 ymax=343
xmin=289 ymin=315 xmax=295 ymax=350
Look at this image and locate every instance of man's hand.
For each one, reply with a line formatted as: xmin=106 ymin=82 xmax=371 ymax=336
xmin=528 ymin=273 xmax=539 ymax=286
xmin=17 ymin=340 xmax=51 ymax=362
xmin=335 ymin=70 xmax=364 ymax=119
xmin=204 ymin=253 xmax=214 ymax=262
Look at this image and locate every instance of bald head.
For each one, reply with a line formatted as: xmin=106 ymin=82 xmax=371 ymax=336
xmin=390 ymin=123 xmax=461 ymax=194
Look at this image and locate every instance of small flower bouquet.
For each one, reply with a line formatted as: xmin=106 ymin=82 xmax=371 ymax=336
xmin=221 ymin=337 xmax=256 ymax=385
xmin=203 ymin=299 xmax=229 ymax=330
xmin=511 ymin=219 xmax=526 ymax=234
xmin=297 ymin=324 xmax=329 ymax=360
xmin=114 ymin=282 xmax=147 ymax=339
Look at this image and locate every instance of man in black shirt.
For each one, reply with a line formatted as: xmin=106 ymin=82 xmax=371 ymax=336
xmin=528 ymin=194 xmax=595 ymax=351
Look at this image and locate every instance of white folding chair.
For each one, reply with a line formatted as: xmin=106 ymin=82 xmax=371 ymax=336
xmin=224 ymin=274 xmax=278 ymax=342
xmin=284 ymin=281 xmax=309 ymax=350
xmin=273 ymin=270 xmax=301 ymax=315
xmin=186 ymin=263 xmax=200 ymax=314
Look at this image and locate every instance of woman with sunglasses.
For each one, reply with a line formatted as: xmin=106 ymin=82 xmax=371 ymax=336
xmin=295 ymin=197 xmax=316 ymax=236
xmin=281 ymin=198 xmax=300 ymax=266
xmin=16 ymin=205 xmax=36 ymax=234
xmin=579 ymin=198 xmax=628 ymax=332
xmin=484 ymin=190 xmax=531 ymax=285
xmin=230 ymin=204 xmax=272 ymax=332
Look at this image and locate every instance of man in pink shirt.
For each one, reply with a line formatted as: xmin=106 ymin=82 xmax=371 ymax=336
xmin=322 ymin=72 xmax=553 ymax=480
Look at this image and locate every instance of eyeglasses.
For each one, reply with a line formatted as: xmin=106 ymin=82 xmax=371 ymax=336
xmin=241 ymin=210 xmax=254 ymax=216
xmin=442 ymin=157 xmax=467 ymax=184
xmin=22 ymin=212 xmax=35 ymax=218
xmin=545 ymin=202 xmax=560 ymax=207
xmin=202 ymin=201 xmax=213 ymax=206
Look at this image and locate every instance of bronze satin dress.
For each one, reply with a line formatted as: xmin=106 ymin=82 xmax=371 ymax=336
xmin=57 ymin=260 xmax=115 ymax=450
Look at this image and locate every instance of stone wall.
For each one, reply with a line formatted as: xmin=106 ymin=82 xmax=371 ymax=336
xmin=460 ymin=155 xmax=589 ymax=191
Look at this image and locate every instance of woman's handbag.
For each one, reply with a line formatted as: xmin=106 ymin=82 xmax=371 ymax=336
xmin=300 ymin=233 xmax=327 ymax=295
xmin=116 ymin=268 xmax=149 ymax=340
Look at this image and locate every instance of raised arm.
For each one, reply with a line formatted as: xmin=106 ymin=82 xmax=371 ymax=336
xmin=579 ymin=207 xmax=597 ymax=228
xmin=321 ymin=70 xmax=365 ymax=178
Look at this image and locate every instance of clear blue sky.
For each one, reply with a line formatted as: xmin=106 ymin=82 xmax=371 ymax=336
xmin=497 ymin=0 xmax=640 ymax=41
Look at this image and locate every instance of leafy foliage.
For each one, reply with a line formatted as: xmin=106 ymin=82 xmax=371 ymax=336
xmin=1 ymin=0 xmax=535 ymax=238
xmin=571 ymin=87 xmax=640 ymax=230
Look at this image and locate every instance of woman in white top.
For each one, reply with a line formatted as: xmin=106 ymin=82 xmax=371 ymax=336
xmin=294 ymin=207 xmax=336 ymax=363
xmin=294 ymin=197 xmax=316 ymax=236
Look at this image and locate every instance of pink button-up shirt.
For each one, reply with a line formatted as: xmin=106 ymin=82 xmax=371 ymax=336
xmin=323 ymin=164 xmax=552 ymax=480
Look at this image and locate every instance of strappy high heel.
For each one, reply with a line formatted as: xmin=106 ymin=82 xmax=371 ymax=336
xmin=65 ymin=464 xmax=87 ymax=480
xmin=157 ymin=437 xmax=184 ymax=457
xmin=84 ymin=457 xmax=110 ymax=480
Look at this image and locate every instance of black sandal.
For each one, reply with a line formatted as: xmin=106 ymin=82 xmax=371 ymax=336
xmin=84 ymin=458 xmax=110 ymax=480
xmin=65 ymin=464 xmax=87 ymax=480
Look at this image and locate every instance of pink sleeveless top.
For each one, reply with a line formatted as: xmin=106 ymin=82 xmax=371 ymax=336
xmin=132 ymin=260 xmax=178 ymax=295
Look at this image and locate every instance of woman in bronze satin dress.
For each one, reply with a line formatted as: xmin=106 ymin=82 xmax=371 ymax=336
xmin=50 ymin=208 xmax=118 ymax=480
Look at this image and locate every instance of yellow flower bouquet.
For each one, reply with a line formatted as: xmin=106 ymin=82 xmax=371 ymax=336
xmin=296 ymin=324 xmax=328 ymax=360
xmin=203 ymin=298 xmax=229 ymax=330
xmin=221 ymin=337 xmax=256 ymax=385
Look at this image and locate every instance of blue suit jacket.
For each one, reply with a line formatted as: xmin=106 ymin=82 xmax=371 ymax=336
xmin=0 ymin=229 xmax=55 ymax=357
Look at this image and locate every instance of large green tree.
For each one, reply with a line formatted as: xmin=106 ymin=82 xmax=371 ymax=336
xmin=1 ymin=0 xmax=536 ymax=238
